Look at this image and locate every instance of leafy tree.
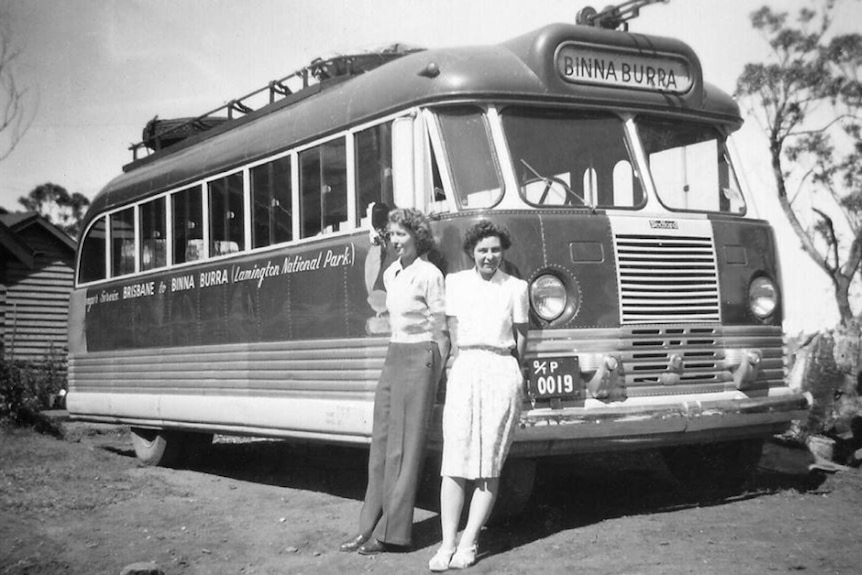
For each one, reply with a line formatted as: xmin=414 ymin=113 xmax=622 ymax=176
xmin=0 ymin=2 xmax=30 ymax=162
xmin=18 ymin=183 xmax=90 ymax=238
xmin=735 ymin=0 xmax=862 ymax=324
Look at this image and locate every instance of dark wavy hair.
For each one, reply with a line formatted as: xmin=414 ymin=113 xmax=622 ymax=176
xmin=388 ymin=208 xmax=435 ymax=255
xmin=462 ymin=220 xmax=512 ymax=255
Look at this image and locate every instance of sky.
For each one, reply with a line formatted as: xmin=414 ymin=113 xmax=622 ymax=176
xmin=1 ymin=0 xmax=861 ymax=334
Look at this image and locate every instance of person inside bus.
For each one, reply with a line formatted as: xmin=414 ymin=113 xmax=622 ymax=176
xmin=340 ymin=207 xmax=449 ymax=555
xmin=429 ymin=220 xmax=528 ymax=571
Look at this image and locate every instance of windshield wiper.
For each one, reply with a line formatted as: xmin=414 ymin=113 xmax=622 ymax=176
xmin=519 ymin=159 xmax=595 ymax=212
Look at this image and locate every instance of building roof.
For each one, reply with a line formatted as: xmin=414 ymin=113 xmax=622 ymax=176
xmin=0 ymin=212 xmax=76 ymax=269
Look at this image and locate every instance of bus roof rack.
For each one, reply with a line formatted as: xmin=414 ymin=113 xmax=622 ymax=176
xmin=129 ymin=43 xmax=424 ymax=161
xmin=576 ymin=0 xmax=668 ymax=31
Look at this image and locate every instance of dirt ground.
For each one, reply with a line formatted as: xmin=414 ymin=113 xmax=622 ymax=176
xmin=2 ymin=418 xmax=862 ymax=575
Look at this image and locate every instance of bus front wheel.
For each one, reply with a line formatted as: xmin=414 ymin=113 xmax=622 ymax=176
xmin=130 ymin=428 xmax=212 ymax=467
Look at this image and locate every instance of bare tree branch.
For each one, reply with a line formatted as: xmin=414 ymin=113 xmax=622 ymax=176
xmin=0 ymin=4 xmax=31 ymax=162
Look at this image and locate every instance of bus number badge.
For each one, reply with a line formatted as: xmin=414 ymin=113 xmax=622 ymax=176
xmin=528 ymin=356 xmax=582 ymax=401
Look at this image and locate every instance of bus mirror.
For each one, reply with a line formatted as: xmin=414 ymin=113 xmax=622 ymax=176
xmin=392 ymin=116 xmax=415 ymax=208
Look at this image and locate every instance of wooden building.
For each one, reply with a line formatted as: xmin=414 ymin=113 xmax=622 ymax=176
xmin=0 ymin=210 xmax=76 ymax=362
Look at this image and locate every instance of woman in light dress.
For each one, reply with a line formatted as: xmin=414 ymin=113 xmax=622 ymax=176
xmin=429 ymin=220 xmax=528 ymax=571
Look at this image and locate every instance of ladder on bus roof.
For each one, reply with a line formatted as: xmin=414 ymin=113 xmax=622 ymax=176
xmin=129 ymin=44 xmax=423 ymax=162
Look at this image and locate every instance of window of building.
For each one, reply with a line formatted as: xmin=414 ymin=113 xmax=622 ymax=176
xmin=172 ymin=185 xmax=204 ymax=264
xmin=140 ymin=197 xmax=167 ymax=271
xmin=208 ymin=172 xmax=245 ymax=256
xmin=251 ymin=156 xmax=293 ymax=248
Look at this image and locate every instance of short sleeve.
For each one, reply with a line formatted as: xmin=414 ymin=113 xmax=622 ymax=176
xmin=512 ymin=279 xmax=529 ymax=324
xmin=426 ymin=266 xmax=446 ymax=338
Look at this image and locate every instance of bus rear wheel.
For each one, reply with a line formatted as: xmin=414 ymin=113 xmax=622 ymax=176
xmin=130 ymin=428 xmax=212 ymax=467
xmin=661 ymin=439 xmax=764 ymax=497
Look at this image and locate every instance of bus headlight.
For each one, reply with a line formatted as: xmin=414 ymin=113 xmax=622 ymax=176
xmin=748 ymin=276 xmax=777 ymax=318
xmin=530 ymin=274 xmax=567 ymax=321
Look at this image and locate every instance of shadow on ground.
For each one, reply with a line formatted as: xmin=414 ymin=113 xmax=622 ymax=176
xmin=98 ymin=433 xmax=828 ymax=553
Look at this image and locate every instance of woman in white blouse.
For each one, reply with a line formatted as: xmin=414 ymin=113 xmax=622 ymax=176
xmin=340 ymin=208 xmax=449 ymax=555
xmin=429 ymin=220 xmax=528 ymax=571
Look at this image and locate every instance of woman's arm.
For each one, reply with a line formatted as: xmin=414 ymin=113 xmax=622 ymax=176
xmin=447 ymin=316 xmax=459 ymax=361
xmin=428 ymin=269 xmax=450 ymax=361
xmin=513 ymin=322 xmax=527 ymax=365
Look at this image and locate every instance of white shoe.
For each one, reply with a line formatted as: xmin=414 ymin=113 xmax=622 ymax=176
xmin=429 ymin=547 xmax=456 ymax=572
xmin=449 ymin=545 xmax=477 ymax=569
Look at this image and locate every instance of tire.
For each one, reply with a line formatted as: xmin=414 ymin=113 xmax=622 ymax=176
xmin=661 ymin=439 xmax=764 ymax=496
xmin=488 ymin=458 xmax=537 ymax=524
xmin=130 ymin=427 xmax=200 ymax=467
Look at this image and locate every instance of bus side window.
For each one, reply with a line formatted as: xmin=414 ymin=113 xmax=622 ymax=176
xmin=435 ymin=106 xmax=503 ymax=209
xmin=251 ymin=156 xmax=293 ymax=248
xmin=79 ymin=216 xmax=107 ymax=283
xmin=208 ymin=172 xmax=245 ymax=256
xmin=140 ymin=197 xmax=167 ymax=271
xmin=172 ymin=185 xmax=204 ymax=264
xmin=299 ymin=138 xmax=348 ymax=238
xmin=355 ymin=123 xmax=394 ymax=225
xmin=110 ymin=207 xmax=135 ymax=277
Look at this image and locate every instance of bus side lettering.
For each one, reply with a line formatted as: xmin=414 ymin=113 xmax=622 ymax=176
xmin=233 ymin=260 xmax=281 ymax=288
xmin=122 ymin=282 xmax=154 ymax=299
xmin=172 ymin=275 xmax=195 ymax=292
xmin=323 ymin=246 xmax=353 ymax=268
xmin=200 ymin=269 xmax=229 ymax=288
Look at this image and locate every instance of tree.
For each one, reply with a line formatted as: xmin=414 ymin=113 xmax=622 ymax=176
xmin=18 ymin=183 xmax=90 ymax=238
xmin=735 ymin=0 xmax=862 ymax=325
xmin=0 ymin=2 xmax=29 ymax=162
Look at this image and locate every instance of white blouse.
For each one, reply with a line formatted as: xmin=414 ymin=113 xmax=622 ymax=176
xmin=384 ymin=255 xmax=446 ymax=344
xmin=445 ymin=268 xmax=529 ymax=350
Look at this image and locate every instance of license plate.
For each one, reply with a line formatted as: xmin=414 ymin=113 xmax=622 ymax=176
xmin=527 ymin=356 xmax=582 ymax=400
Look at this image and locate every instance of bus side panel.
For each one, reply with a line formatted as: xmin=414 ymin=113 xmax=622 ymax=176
xmin=710 ymin=217 xmax=783 ymax=326
xmin=80 ymin=232 xmax=387 ymax=352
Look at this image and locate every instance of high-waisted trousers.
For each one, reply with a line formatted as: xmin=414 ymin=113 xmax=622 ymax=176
xmin=358 ymin=340 xmax=442 ymax=546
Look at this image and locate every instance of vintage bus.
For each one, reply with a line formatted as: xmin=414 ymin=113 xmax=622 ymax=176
xmin=68 ymin=4 xmax=810 ymax=509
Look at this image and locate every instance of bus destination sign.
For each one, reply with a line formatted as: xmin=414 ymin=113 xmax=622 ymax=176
xmin=556 ymin=42 xmax=692 ymax=93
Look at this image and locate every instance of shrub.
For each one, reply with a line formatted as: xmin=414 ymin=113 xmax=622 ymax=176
xmin=0 ymin=356 xmax=66 ymax=435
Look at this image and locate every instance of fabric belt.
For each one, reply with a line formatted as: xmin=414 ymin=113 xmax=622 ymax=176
xmin=459 ymin=345 xmax=513 ymax=356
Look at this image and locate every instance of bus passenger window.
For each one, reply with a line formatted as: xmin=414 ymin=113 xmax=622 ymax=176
xmin=251 ymin=156 xmax=292 ymax=248
xmin=299 ymin=138 xmax=347 ymax=238
xmin=435 ymin=106 xmax=503 ymax=209
xmin=110 ymin=208 xmax=135 ymax=277
xmin=172 ymin=186 xmax=204 ymax=264
xmin=355 ymin=123 xmax=394 ymax=223
xmin=208 ymin=172 xmax=245 ymax=256
xmin=79 ymin=216 xmax=107 ymax=283
xmin=140 ymin=197 xmax=167 ymax=271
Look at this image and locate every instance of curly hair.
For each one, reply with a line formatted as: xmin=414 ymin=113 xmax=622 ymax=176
xmin=388 ymin=208 xmax=435 ymax=255
xmin=462 ymin=219 xmax=512 ymax=255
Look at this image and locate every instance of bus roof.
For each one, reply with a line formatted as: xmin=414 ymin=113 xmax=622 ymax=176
xmin=85 ymin=22 xmax=740 ymax=224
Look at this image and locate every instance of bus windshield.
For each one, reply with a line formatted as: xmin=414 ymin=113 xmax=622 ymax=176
xmin=636 ymin=118 xmax=746 ymax=215
xmin=502 ymin=107 xmax=644 ymax=209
